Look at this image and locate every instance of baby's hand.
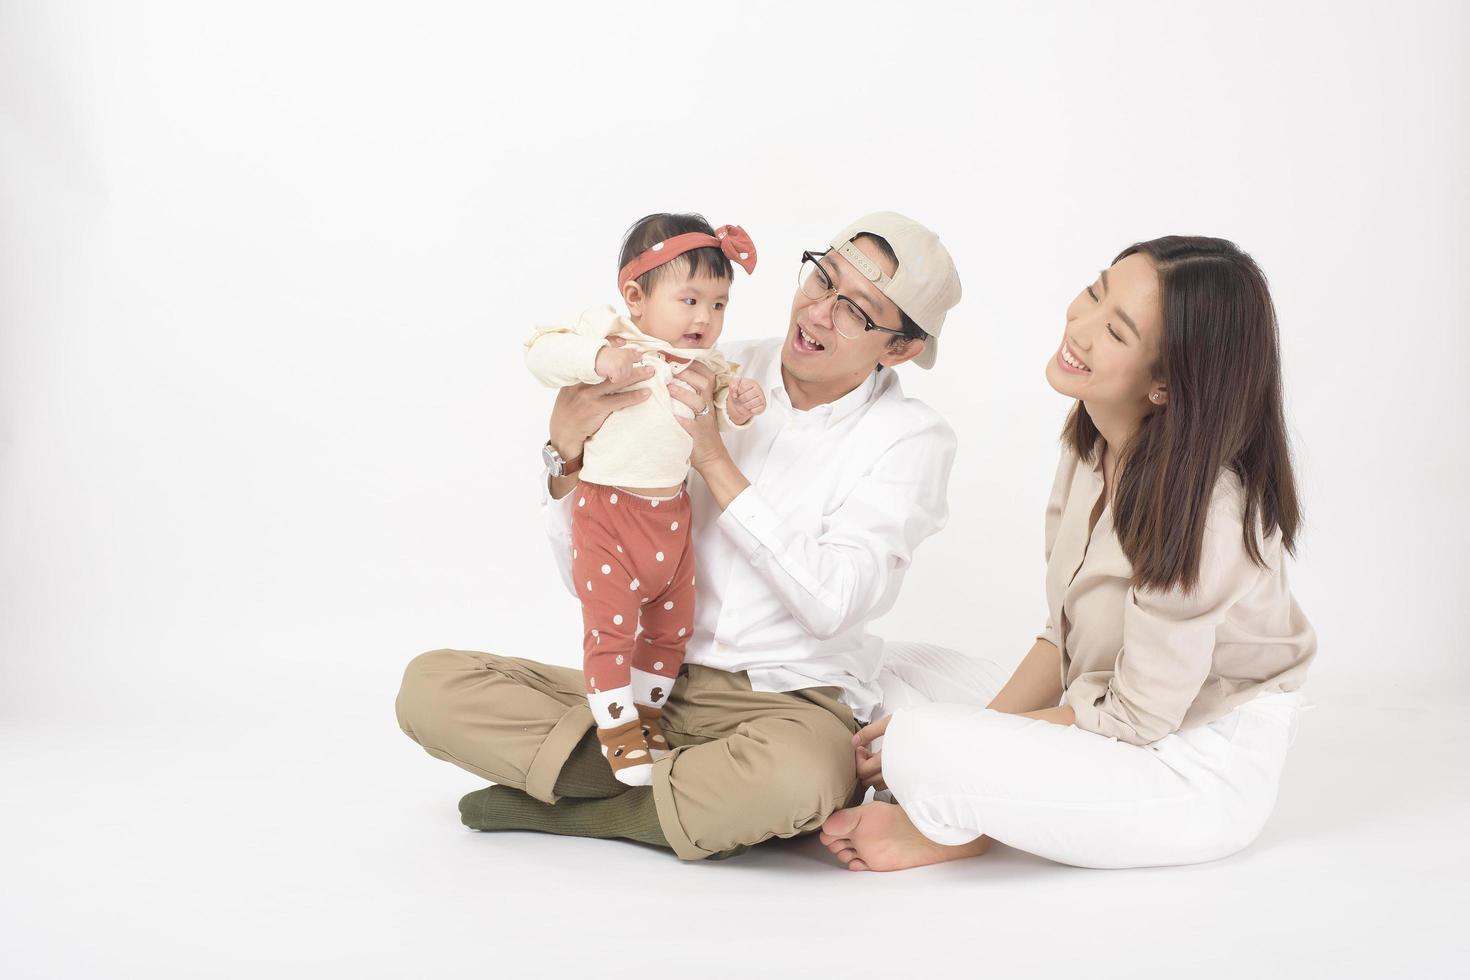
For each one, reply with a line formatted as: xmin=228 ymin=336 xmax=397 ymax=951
xmin=726 ymin=377 xmax=766 ymax=426
xmin=595 ymin=343 xmax=644 ymax=387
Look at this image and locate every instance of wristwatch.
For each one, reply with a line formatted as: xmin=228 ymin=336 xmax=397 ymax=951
xmin=542 ymin=441 xmax=583 ymax=478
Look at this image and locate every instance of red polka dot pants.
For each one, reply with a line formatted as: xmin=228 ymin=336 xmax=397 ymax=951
xmin=570 ymin=482 xmax=694 ymax=728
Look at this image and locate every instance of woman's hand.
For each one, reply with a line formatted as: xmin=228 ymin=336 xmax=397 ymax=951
xmin=668 ymin=362 xmax=726 ymax=469
xmin=853 ymin=714 xmax=893 ymax=792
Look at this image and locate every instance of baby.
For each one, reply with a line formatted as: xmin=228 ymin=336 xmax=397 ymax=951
xmin=524 ymin=213 xmax=766 ymax=785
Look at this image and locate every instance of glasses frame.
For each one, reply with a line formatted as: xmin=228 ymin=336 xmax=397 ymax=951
xmin=798 ymin=250 xmax=909 ymax=340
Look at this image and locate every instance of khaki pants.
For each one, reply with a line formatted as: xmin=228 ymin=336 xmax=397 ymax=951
xmin=394 ymin=650 xmax=859 ymax=860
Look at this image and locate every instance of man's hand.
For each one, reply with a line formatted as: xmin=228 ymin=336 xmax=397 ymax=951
xmin=668 ymin=362 xmax=725 ymax=468
xmin=726 ymin=376 xmax=766 ymax=426
xmin=668 ymin=361 xmax=752 ymax=510
xmin=594 ymin=343 xmax=644 ymax=387
xmin=547 ymin=345 xmax=654 ymax=499
xmin=852 ymin=714 xmax=892 ymax=792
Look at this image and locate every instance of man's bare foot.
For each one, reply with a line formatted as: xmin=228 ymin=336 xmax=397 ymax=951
xmin=819 ymin=802 xmax=990 ymax=872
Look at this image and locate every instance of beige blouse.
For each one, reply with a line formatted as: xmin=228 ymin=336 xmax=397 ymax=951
xmin=1039 ymin=445 xmax=1316 ymax=745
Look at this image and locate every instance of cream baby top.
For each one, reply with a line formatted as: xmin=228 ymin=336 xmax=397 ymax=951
xmin=525 ymin=305 xmax=749 ymax=488
xmin=1039 ymin=444 xmax=1317 ymax=746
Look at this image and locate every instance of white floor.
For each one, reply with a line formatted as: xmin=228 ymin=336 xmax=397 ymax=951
xmin=3 ymin=689 xmax=1466 ymax=979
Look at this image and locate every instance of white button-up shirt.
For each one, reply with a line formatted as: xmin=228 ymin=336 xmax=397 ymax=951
xmin=543 ymin=338 xmax=956 ymax=722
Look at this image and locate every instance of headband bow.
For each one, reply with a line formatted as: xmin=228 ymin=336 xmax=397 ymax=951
xmin=617 ymin=224 xmax=758 ymax=289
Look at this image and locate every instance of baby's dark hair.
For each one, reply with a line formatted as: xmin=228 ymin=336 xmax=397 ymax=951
xmin=619 ymin=213 xmax=733 ymax=293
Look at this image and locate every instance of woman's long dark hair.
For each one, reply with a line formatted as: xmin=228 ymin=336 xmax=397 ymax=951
xmin=1064 ymin=236 xmax=1301 ymax=593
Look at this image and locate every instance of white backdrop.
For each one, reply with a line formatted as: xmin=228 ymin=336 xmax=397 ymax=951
xmin=4 ymin=1 xmax=1466 ymax=727
xmin=3 ymin=3 xmax=1468 ymax=976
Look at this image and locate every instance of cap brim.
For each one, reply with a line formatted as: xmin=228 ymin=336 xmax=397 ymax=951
xmin=913 ymin=333 xmax=938 ymax=369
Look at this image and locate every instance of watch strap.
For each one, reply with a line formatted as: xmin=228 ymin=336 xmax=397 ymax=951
xmin=545 ymin=441 xmax=583 ymax=478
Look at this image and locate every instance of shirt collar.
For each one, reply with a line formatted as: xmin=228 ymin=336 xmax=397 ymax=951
xmin=824 ymin=370 xmax=881 ymax=426
xmin=761 ymin=344 xmax=787 ymax=400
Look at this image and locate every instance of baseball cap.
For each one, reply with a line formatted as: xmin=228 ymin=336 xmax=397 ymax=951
xmin=828 ymin=211 xmax=962 ymax=369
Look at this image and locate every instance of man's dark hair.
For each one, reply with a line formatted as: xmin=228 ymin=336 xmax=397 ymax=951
xmin=619 ymin=213 xmax=733 ymax=293
xmin=852 ymin=232 xmax=929 ymax=360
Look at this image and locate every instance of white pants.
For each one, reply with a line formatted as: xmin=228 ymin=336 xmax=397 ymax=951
xmin=873 ymin=642 xmax=1306 ymax=869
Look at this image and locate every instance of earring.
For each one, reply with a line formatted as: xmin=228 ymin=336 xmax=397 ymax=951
xmin=1150 ymin=393 xmax=1161 ymax=403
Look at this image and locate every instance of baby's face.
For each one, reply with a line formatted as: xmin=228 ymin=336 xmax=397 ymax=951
xmin=634 ymin=272 xmax=731 ymax=349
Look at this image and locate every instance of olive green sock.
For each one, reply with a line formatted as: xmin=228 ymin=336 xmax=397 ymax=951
xmin=459 ymin=785 xmax=670 ymax=850
xmin=704 ymin=842 xmax=751 ymax=861
xmin=552 ymin=729 xmax=624 ymax=799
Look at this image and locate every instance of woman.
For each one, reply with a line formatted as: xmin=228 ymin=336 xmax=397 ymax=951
xmin=822 ymin=236 xmax=1317 ymax=871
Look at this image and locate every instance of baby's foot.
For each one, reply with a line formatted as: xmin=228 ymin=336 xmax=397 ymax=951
xmin=595 ymin=719 xmax=653 ymax=786
xmin=637 ymin=705 xmax=671 ymax=760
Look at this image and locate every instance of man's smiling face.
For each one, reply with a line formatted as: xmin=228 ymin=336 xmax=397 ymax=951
xmin=781 ymin=236 xmax=919 ymax=390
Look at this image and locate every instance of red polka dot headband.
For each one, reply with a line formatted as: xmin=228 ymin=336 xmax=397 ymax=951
xmin=617 ymin=224 xmax=758 ymax=289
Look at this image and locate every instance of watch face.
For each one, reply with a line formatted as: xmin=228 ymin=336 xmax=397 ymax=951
xmin=542 ymin=443 xmax=560 ymax=474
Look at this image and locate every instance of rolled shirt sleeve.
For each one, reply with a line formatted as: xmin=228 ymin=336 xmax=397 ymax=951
xmin=715 ymin=417 xmax=956 ymax=641
xmin=1066 ymin=483 xmax=1263 ymax=745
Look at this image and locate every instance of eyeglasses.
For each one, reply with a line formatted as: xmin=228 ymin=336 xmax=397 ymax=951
xmin=796 ymin=250 xmax=909 ymax=341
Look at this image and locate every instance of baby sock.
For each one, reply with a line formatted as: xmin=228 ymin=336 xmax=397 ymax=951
xmin=631 ymin=667 xmax=674 ymax=760
xmin=636 ymin=705 xmax=670 ymax=760
xmin=588 ymin=685 xmax=653 ymax=786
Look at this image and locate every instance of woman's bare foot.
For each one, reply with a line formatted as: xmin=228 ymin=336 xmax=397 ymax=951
xmin=819 ymin=802 xmax=991 ymax=872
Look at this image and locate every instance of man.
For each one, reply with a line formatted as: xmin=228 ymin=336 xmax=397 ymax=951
xmin=395 ymin=212 xmax=962 ymax=860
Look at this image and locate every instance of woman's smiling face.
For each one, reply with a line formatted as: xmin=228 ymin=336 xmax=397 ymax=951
xmin=1045 ymin=251 xmax=1166 ymax=413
